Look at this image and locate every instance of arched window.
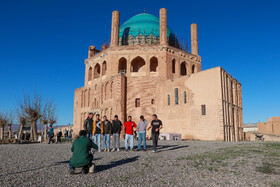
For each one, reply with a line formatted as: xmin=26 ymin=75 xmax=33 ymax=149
xmin=131 ymin=56 xmax=145 ymax=72
xmin=105 ymin=108 xmax=108 ymax=116
xmin=150 ymin=57 xmax=158 ymax=72
xmin=105 ymin=82 xmax=110 ymax=100
xmin=94 ymin=98 xmax=97 ymax=107
xmin=88 ymin=88 xmax=91 ymax=107
xmin=84 ymin=89 xmax=88 ymax=107
xmin=172 ymin=59 xmax=176 ymax=74
xmin=81 ymin=91 xmax=84 ymax=107
xmin=180 ymin=62 xmax=187 ymax=76
xmin=192 ymin=64 xmax=196 ymax=73
xmin=102 ymin=61 xmax=107 ymax=76
xmin=94 ymin=63 xmax=101 ymax=78
xmin=101 ymin=85 xmax=103 ymax=104
xmin=110 ymin=82 xmax=113 ymax=98
xmin=88 ymin=67 xmax=92 ymax=81
xmin=118 ymin=57 xmax=127 ymax=74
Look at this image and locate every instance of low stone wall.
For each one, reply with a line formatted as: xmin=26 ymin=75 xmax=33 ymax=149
xmin=245 ymin=132 xmax=280 ymax=142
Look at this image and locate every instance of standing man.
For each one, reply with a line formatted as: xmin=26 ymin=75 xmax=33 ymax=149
xmin=67 ymin=127 xmax=73 ymax=143
xmin=111 ymin=115 xmax=122 ymax=152
xmin=57 ymin=128 xmax=62 ymax=143
xmin=124 ymin=116 xmax=137 ymax=151
xmin=102 ymin=116 xmax=112 ymax=152
xmin=64 ymin=128 xmax=68 ymax=139
xmin=147 ymin=114 xmax=163 ymax=153
xmin=84 ymin=113 xmax=94 ymax=139
xmin=92 ymin=114 xmax=103 ymax=152
xmin=137 ymin=115 xmax=148 ymax=151
xmin=48 ymin=125 xmax=54 ymax=144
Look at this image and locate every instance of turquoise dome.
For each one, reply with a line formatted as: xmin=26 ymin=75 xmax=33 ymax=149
xmin=119 ymin=13 xmax=174 ymax=39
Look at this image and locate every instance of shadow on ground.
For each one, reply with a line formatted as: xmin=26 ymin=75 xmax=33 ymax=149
xmin=95 ymin=156 xmax=139 ymax=173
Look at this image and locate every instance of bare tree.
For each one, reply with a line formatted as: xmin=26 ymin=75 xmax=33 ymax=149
xmin=18 ymin=116 xmax=26 ymax=140
xmin=47 ymin=101 xmax=57 ymax=127
xmin=0 ymin=112 xmax=7 ymax=140
xmin=17 ymin=92 xmax=42 ymax=142
xmin=7 ymin=111 xmax=14 ymax=140
xmin=40 ymin=102 xmax=49 ymax=141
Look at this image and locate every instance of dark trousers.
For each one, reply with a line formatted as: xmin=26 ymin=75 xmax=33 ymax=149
xmin=57 ymin=136 xmax=61 ymax=143
xmin=69 ymin=155 xmax=93 ymax=170
xmin=48 ymin=135 xmax=54 ymax=144
xmin=152 ymin=133 xmax=159 ymax=150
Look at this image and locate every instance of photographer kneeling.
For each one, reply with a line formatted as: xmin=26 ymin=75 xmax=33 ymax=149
xmin=69 ymin=130 xmax=98 ymax=175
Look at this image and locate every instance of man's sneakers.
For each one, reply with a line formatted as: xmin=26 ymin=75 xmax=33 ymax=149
xmin=117 ymin=148 xmax=120 ymax=152
xmin=89 ymin=164 xmax=95 ymax=174
xmin=98 ymin=149 xmax=101 ymax=152
xmin=82 ymin=167 xmax=89 ymax=175
xmin=152 ymin=150 xmax=158 ymax=153
xmin=69 ymin=167 xmax=75 ymax=175
xmin=111 ymin=148 xmax=115 ymax=152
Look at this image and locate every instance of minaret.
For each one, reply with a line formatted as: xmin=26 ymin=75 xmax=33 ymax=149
xmin=110 ymin=11 xmax=120 ymax=47
xmin=159 ymin=8 xmax=168 ymax=45
xmin=191 ymin=23 xmax=198 ymax=55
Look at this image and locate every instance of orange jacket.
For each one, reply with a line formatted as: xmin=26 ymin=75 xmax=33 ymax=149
xmin=92 ymin=120 xmax=104 ymax=134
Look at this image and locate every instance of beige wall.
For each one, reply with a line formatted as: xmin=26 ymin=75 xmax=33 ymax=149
xmin=157 ymin=67 xmax=223 ymax=140
xmin=258 ymin=117 xmax=280 ymax=136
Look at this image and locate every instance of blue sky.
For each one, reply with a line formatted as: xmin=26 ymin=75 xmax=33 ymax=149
xmin=0 ymin=0 xmax=279 ymax=125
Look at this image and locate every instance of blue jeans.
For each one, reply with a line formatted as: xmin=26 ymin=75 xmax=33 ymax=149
xmin=103 ymin=134 xmax=110 ymax=149
xmin=125 ymin=134 xmax=134 ymax=150
xmin=67 ymin=136 xmax=72 ymax=143
xmin=138 ymin=132 xmax=146 ymax=150
xmin=94 ymin=134 xmax=101 ymax=150
xmin=87 ymin=133 xmax=92 ymax=139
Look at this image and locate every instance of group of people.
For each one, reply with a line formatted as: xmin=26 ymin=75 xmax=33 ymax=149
xmin=47 ymin=126 xmax=73 ymax=144
xmin=69 ymin=113 xmax=163 ymax=175
xmin=83 ymin=113 xmax=163 ymax=152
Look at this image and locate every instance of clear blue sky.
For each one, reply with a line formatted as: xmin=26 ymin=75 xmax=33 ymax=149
xmin=0 ymin=0 xmax=279 ymax=125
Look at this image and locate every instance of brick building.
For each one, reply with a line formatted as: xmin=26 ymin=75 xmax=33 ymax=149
xmin=73 ymin=8 xmax=244 ymax=141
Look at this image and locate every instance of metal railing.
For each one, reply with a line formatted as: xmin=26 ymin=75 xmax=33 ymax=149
xmin=101 ymin=29 xmax=189 ymax=52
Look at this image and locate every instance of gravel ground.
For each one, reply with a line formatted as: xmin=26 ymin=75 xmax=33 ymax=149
xmin=0 ymin=140 xmax=280 ymax=187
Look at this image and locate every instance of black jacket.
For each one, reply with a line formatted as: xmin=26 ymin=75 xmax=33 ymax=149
xmin=112 ymin=120 xmax=122 ymax=134
xmin=83 ymin=118 xmax=93 ymax=133
xmin=103 ymin=120 xmax=112 ymax=134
